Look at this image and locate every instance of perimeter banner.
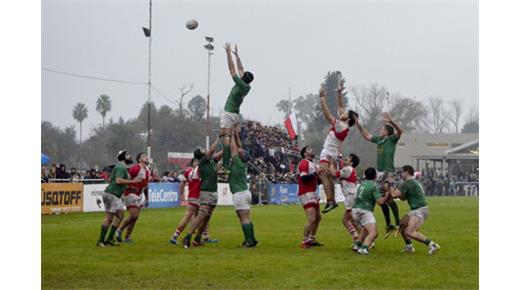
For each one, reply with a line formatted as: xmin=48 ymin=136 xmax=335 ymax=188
xmin=41 ymin=183 xmax=83 ymax=214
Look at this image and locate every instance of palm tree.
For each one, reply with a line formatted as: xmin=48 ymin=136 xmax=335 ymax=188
xmin=73 ymin=102 xmax=88 ymax=146
xmin=96 ymin=94 xmax=112 ymax=131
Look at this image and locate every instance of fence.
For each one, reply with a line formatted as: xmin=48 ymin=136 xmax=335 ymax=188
xmin=41 ymin=180 xmax=479 ymax=214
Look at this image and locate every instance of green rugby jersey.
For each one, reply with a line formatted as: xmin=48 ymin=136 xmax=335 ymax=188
xmin=105 ymin=162 xmax=129 ymax=198
xmin=199 ymin=155 xmax=218 ymax=192
xmin=371 ymin=134 xmax=399 ymax=172
xmin=224 ymin=75 xmax=251 ymax=114
xmin=400 ymin=178 xmax=428 ymax=210
xmin=229 ymin=155 xmax=248 ymax=193
xmin=353 ymin=180 xmax=381 ymax=212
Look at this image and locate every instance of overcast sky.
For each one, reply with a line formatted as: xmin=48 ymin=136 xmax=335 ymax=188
xmin=42 ymin=0 xmax=478 ymax=138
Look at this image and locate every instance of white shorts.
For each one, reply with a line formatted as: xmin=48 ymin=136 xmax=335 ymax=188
xmin=352 ymin=208 xmax=376 ymax=227
xmin=319 ymin=148 xmax=339 ymax=163
xmin=220 ymin=111 xmax=240 ymax=129
xmin=102 ymin=192 xmax=125 ymax=213
xmin=299 ymin=191 xmax=320 ymax=209
xmin=200 ymin=191 xmax=218 ymax=206
xmin=341 ymin=183 xmax=357 ymax=209
xmin=407 ymin=206 xmax=429 ymax=225
xmin=124 ymin=193 xmax=145 ymax=209
xmin=233 ymin=190 xmax=252 ymax=211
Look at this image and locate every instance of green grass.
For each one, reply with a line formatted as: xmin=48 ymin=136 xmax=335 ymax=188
xmin=42 ymin=197 xmax=478 ymax=289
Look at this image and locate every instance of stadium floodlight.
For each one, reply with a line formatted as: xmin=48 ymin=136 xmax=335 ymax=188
xmin=204 ymin=36 xmax=214 ymax=149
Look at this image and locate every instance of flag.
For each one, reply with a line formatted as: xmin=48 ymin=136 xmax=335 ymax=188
xmin=284 ymin=112 xmax=298 ymax=140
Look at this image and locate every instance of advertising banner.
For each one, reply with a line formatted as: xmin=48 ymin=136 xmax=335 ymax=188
xmin=148 ymin=182 xmax=180 ymax=208
xmin=83 ymin=183 xmax=108 ymax=212
xmin=269 ymin=184 xmax=299 ymax=204
xmin=317 ymin=184 xmax=344 ymax=203
xmin=41 ymin=183 xmax=83 ymax=214
xmin=217 ymin=183 xmax=234 ymax=206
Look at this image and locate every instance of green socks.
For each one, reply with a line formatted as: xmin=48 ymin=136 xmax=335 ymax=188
xmin=241 ymin=223 xmax=257 ymax=244
xmin=107 ymin=225 xmax=117 ymax=241
xmin=389 ymin=201 xmax=400 ymax=225
xmin=99 ymin=225 xmax=108 ymax=243
xmin=404 ymin=239 xmax=413 ymax=245
xmin=423 ymin=238 xmax=432 ymax=246
xmin=380 ymin=203 xmax=391 ymax=227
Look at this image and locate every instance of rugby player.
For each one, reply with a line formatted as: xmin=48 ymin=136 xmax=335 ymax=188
xmin=229 ymin=126 xmax=258 ymax=247
xmin=183 ymin=136 xmax=223 ymax=248
xmin=318 ymin=83 xmax=358 ymax=213
xmin=96 ymin=150 xmax=142 ymax=247
xmin=328 ymin=153 xmax=360 ymax=242
xmin=351 ymin=167 xmax=392 ymax=255
xmin=221 ymin=43 xmax=254 ymax=169
xmin=297 ymin=146 xmax=323 ymax=248
xmin=115 ymin=152 xmax=150 ymax=243
xmin=355 ymin=112 xmax=402 ymax=237
xmin=394 ymin=165 xmax=440 ymax=254
xmin=170 ymin=158 xmax=203 ymax=244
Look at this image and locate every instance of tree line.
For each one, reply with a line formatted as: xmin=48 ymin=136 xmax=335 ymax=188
xmin=42 ymin=92 xmax=214 ymax=171
xmin=276 ymin=71 xmax=479 ymax=168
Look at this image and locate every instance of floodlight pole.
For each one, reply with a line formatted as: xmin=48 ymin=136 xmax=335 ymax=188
xmin=204 ymin=37 xmax=214 ymax=150
xmin=147 ymin=0 xmax=152 ymax=160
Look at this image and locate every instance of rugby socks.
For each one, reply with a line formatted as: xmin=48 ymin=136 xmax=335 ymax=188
xmin=404 ymin=238 xmax=413 ymax=245
xmin=355 ymin=240 xmax=362 ymax=248
xmin=98 ymin=225 xmax=108 ymax=243
xmin=107 ymin=225 xmax=118 ymax=241
xmin=241 ymin=223 xmax=249 ymax=242
xmin=380 ymin=204 xmax=391 ymax=227
xmin=173 ymin=229 xmax=182 ymax=239
xmin=422 ymin=238 xmax=432 ymax=246
xmin=250 ymin=223 xmax=257 ymax=243
xmin=389 ymin=201 xmax=400 ymax=225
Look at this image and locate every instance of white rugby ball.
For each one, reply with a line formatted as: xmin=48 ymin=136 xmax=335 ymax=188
xmin=186 ymin=19 xmax=198 ymax=30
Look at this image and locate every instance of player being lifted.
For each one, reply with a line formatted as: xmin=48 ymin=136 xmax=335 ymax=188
xmin=116 ymin=152 xmax=150 ymax=243
xmin=328 ymin=153 xmax=360 ymax=243
xmin=394 ymin=165 xmax=440 ymax=254
xmin=183 ymin=136 xmax=223 ymax=248
xmin=297 ymin=146 xmax=323 ymax=248
xmin=228 ymin=126 xmax=258 ymax=247
xmin=355 ymin=112 xmax=402 ymax=238
xmin=96 ymin=150 xmax=142 ymax=247
xmin=351 ymin=167 xmax=393 ymax=255
xmin=221 ymin=43 xmax=254 ymax=169
xmin=318 ymin=82 xmax=358 ymax=213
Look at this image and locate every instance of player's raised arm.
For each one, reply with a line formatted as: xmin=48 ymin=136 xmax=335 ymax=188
xmin=233 ymin=45 xmax=245 ymax=77
xmin=224 ymin=43 xmax=237 ymax=78
xmin=336 ymin=81 xmax=347 ymax=116
xmin=230 ymin=127 xmax=239 ymax=157
xmin=355 ymin=115 xmax=373 ymax=141
xmin=207 ymin=136 xmax=221 ymax=158
xmin=383 ymin=112 xmax=404 ymax=138
xmin=213 ymin=149 xmax=224 ymax=162
xmin=319 ymin=84 xmax=335 ymax=125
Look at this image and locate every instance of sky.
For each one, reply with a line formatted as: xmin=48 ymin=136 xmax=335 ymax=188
xmin=42 ymin=0 xmax=478 ymax=138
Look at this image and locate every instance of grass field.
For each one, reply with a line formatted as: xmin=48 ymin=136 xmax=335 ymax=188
xmin=42 ymin=197 xmax=478 ymax=289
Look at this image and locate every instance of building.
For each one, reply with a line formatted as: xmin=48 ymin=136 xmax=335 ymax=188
xmin=395 ymin=133 xmax=479 ymax=174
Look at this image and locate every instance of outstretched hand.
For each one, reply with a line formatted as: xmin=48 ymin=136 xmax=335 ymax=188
xmin=232 ymin=44 xmax=239 ymax=57
xmin=224 ymin=42 xmax=232 ymax=53
xmin=337 ymin=81 xmax=345 ymax=94
xmin=382 ymin=112 xmax=392 ymax=123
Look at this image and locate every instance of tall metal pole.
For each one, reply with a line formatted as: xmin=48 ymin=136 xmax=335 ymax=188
xmin=204 ymin=37 xmax=214 ymax=150
xmin=147 ymin=0 xmax=152 ymax=159
xmin=206 ymin=49 xmax=211 ymax=150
